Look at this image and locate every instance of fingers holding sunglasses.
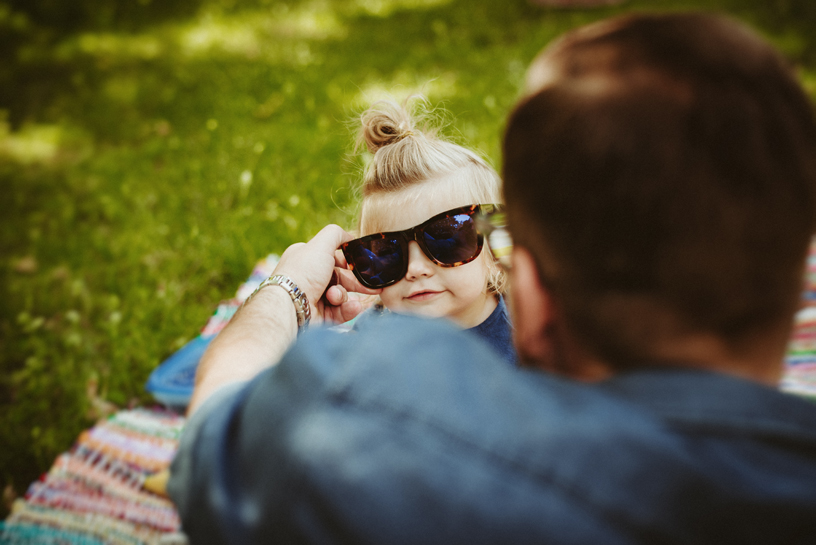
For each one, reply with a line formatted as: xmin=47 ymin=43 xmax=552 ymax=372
xmin=320 ymin=270 xmax=373 ymax=307
xmin=318 ymin=278 xmax=379 ymax=324
xmin=274 ymin=224 xmax=356 ymax=305
xmin=334 ymin=266 xmax=381 ymax=296
xmin=314 ymin=266 xmax=382 ymax=325
xmin=316 ymin=280 xmax=352 ymax=325
xmin=334 ymin=247 xmax=349 ymax=270
xmin=323 ymin=280 xmax=347 ymax=307
xmin=320 ymin=296 xmax=365 ymax=325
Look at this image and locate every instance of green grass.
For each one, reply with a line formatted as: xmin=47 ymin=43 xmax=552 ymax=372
xmin=2 ymin=0 xmax=816 ymax=512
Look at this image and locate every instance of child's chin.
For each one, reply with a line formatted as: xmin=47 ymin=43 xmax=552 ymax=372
xmin=396 ymin=306 xmax=449 ymax=320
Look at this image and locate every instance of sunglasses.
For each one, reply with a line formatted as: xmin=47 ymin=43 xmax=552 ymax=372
xmin=342 ymin=204 xmax=511 ymax=289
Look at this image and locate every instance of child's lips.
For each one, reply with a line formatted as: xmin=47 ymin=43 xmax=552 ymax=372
xmin=406 ymin=290 xmax=443 ymax=302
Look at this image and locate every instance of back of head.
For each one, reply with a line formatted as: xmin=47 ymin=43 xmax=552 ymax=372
xmin=503 ymin=12 xmax=816 ymax=367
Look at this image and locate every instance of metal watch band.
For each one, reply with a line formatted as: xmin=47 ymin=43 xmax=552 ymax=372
xmin=248 ymin=274 xmax=311 ymax=331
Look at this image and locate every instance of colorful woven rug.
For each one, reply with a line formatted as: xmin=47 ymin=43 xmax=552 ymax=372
xmin=1 ymin=409 xmax=186 ymax=544
xmin=780 ymin=242 xmax=816 ymax=399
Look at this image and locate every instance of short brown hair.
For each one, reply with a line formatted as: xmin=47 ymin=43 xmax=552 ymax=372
xmin=503 ymin=12 xmax=816 ymax=366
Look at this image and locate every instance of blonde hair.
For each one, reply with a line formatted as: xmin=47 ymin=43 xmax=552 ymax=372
xmin=355 ymin=97 xmax=506 ymax=294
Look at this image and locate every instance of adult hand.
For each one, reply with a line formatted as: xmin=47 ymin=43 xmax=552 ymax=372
xmin=273 ymin=224 xmax=381 ymax=324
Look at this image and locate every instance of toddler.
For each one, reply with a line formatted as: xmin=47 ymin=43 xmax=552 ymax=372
xmin=341 ymin=99 xmax=515 ymax=363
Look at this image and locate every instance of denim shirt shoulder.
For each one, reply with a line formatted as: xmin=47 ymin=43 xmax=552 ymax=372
xmin=170 ymin=316 xmax=816 ymax=545
xmin=599 ymin=368 xmax=816 ymax=444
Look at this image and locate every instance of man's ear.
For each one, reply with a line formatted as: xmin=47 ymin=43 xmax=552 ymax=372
xmin=510 ymin=248 xmax=616 ymax=380
xmin=510 ymin=247 xmax=559 ymax=366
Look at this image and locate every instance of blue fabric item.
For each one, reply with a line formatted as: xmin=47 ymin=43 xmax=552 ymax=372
xmin=352 ymin=295 xmax=516 ymax=364
xmin=467 ymin=295 xmax=516 ymax=364
xmin=169 ymin=315 xmax=816 ymax=544
xmin=145 ymin=335 xmax=215 ymax=408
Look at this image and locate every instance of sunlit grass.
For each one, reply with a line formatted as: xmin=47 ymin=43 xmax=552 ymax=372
xmin=54 ymin=32 xmax=163 ymax=61
xmin=352 ymin=71 xmax=460 ymax=109
xmin=178 ymin=5 xmax=348 ymax=60
xmin=48 ymin=2 xmax=355 ymax=66
xmin=0 ymin=122 xmax=61 ymax=164
xmin=351 ymin=0 xmax=453 ymax=17
xmin=799 ymin=69 xmax=816 ymax=96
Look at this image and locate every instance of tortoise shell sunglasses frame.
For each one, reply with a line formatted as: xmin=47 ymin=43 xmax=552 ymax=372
xmin=342 ymin=204 xmax=503 ymax=290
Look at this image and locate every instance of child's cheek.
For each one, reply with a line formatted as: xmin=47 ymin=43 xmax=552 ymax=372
xmin=379 ymin=285 xmax=402 ymax=311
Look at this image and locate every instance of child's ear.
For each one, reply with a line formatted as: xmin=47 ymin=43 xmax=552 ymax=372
xmin=482 ymin=246 xmax=507 ymax=295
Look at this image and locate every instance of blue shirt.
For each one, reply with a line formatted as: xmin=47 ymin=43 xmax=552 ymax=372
xmin=353 ymin=295 xmax=516 ymax=364
xmin=168 ymin=315 xmax=816 ymax=544
xmin=467 ymin=295 xmax=516 ymax=364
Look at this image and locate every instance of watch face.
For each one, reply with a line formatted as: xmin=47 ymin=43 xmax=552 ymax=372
xmin=268 ymin=275 xmax=310 ymax=328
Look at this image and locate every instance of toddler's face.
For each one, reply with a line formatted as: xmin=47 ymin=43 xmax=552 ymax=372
xmin=364 ymin=181 xmax=496 ymax=328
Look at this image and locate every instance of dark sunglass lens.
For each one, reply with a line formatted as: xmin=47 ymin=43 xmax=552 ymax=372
xmin=422 ymin=213 xmax=480 ymax=265
xmin=347 ymin=237 xmax=405 ymax=287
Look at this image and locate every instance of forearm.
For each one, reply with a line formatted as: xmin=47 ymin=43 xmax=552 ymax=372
xmin=188 ymin=286 xmax=297 ymax=415
xmin=185 ymin=225 xmax=378 ymax=415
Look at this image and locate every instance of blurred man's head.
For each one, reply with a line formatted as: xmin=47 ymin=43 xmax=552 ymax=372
xmin=503 ymin=13 xmax=816 ymax=375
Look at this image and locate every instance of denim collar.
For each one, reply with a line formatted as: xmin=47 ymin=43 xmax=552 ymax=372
xmin=599 ymin=368 xmax=816 ymax=446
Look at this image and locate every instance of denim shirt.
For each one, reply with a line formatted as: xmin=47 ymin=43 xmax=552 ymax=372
xmin=169 ymin=315 xmax=816 ymax=544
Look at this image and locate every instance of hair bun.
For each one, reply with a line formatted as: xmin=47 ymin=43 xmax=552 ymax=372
xmin=359 ymin=100 xmax=418 ymax=154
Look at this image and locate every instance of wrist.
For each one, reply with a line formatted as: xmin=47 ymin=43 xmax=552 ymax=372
xmin=189 ymin=279 xmax=299 ymax=414
xmin=246 ymin=274 xmax=311 ymax=332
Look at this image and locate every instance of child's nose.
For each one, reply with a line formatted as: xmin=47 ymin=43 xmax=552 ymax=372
xmin=404 ymin=241 xmax=436 ymax=281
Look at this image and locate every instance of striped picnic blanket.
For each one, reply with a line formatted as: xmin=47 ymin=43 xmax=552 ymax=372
xmin=1 ymin=409 xmax=185 ymax=544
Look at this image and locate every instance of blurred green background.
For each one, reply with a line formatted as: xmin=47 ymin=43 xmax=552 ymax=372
xmin=2 ymin=0 xmax=815 ymax=513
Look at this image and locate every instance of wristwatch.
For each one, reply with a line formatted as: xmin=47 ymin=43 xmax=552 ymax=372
xmin=248 ymin=274 xmax=311 ymax=331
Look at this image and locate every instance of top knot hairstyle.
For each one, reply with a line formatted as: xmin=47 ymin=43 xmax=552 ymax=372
xmin=356 ymin=98 xmax=501 ymax=201
xmin=355 ymin=97 xmax=506 ymax=293
xmin=358 ymin=101 xmax=418 ymax=154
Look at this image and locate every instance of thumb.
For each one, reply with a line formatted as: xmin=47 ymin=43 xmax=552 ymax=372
xmin=324 ymin=284 xmax=348 ymax=307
